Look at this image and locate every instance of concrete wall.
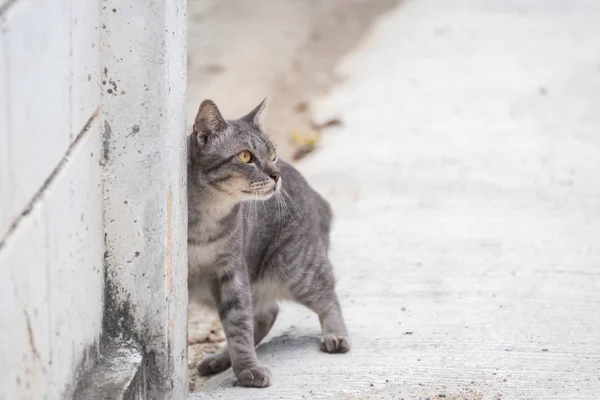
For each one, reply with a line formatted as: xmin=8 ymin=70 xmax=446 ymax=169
xmin=0 ymin=0 xmax=188 ymax=398
xmin=99 ymin=0 xmax=188 ymax=398
xmin=0 ymin=0 xmax=104 ymax=398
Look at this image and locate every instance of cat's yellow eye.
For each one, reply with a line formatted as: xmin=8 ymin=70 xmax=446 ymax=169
xmin=270 ymin=149 xmax=276 ymax=161
xmin=238 ymin=150 xmax=252 ymax=163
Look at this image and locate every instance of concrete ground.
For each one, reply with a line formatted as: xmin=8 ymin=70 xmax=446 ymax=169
xmin=191 ymin=0 xmax=600 ymax=398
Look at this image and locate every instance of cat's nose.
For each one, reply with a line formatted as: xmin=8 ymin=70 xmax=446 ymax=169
xmin=270 ymin=172 xmax=281 ymax=183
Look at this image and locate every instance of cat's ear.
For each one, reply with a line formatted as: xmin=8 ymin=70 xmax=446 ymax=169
xmin=193 ymin=100 xmax=227 ymax=141
xmin=242 ymin=97 xmax=268 ymax=128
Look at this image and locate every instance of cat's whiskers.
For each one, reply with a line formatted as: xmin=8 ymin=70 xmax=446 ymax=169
xmin=253 ymin=192 xmax=259 ymax=227
xmin=276 ymin=192 xmax=291 ymax=223
xmin=276 ymin=192 xmax=301 ymax=230
xmin=280 ymin=189 xmax=303 ymax=225
xmin=275 ymin=193 xmax=283 ymax=241
xmin=281 ymin=188 xmax=302 ymax=217
xmin=261 ymin=195 xmax=268 ymax=214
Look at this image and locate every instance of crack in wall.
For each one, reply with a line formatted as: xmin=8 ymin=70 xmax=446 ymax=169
xmin=0 ymin=108 xmax=100 ymax=249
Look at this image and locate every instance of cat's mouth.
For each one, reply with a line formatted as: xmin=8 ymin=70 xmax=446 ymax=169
xmin=242 ymin=179 xmax=281 ymax=198
xmin=242 ymin=187 xmax=276 ymax=196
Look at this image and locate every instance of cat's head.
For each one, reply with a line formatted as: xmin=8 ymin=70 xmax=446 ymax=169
xmin=189 ymin=99 xmax=282 ymax=203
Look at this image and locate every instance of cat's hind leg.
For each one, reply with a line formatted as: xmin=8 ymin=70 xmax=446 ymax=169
xmin=317 ymin=300 xmax=350 ymax=353
xmin=290 ymin=257 xmax=350 ymax=353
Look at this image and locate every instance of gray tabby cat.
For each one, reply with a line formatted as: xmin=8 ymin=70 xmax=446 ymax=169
xmin=188 ymin=99 xmax=350 ymax=388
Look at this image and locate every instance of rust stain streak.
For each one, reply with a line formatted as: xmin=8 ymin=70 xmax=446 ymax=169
xmin=166 ymin=188 xmax=173 ymax=292
xmin=166 ymin=188 xmax=174 ymax=337
xmin=24 ymin=310 xmax=40 ymax=360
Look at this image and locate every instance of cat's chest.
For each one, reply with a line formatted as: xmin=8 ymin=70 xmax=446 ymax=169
xmin=188 ymin=220 xmax=240 ymax=267
xmin=188 ymin=239 xmax=226 ymax=271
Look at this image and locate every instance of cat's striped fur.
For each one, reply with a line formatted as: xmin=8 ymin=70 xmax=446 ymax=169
xmin=187 ymin=99 xmax=349 ymax=388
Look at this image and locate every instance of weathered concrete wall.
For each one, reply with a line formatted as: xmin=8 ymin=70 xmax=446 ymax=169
xmin=100 ymin=0 xmax=188 ymax=398
xmin=1 ymin=0 xmax=188 ymax=398
xmin=0 ymin=0 xmax=104 ymax=398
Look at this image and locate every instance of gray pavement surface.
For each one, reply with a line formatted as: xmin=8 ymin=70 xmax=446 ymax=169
xmin=192 ymin=0 xmax=600 ymax=398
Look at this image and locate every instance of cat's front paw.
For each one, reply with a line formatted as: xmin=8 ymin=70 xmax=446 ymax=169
xmin=197 ymin=352 xmax=231 ymax=376
xmin=321 ymin=333 xmax=351 ymax=353
xmin=236 ymin=365 xmax=272 ymax=388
